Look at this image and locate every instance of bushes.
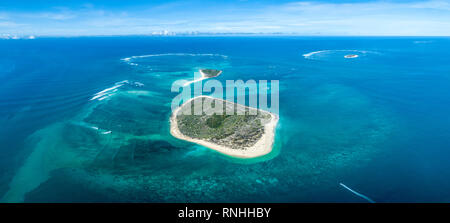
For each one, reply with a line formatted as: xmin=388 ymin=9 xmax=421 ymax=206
xmin=175 ymin=97 xmax=271 ymax=149
xmin=206 ymin=114 xmax=225 ymax=128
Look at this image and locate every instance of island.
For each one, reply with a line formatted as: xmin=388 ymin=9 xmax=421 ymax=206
xmin=200 ymin=69 xmax=222 ymax=78
xmin=344 ymin=54 xmax=359 ymax=58
xmin=170 ymin=96 xmax=279 ymax=158
xmin=183 ymin=69 xmax=223 ymax=86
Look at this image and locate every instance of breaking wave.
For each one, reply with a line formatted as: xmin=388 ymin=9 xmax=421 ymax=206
xmin=303 ymin=49 xmax=374 ymax=60
xmin=90 ymin=80 xmax=145 ymax=101
xmin=121 ymin=53 xmax=228 ymax=66
xmin=90 ymin=81 xmax=128 ymax=101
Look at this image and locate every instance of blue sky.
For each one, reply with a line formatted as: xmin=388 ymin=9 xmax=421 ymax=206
xmin=1 ymin=0 xmax=450 ymax=36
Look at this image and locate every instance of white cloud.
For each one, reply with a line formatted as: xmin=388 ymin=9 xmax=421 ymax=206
xmin=36 ymin=12 xmax=77 ymax=20
xmin=410 ymin=0 xmax=450 ymax=10
xmin=2 ymin=0 xmax=450 ymax=36
xmin=0 ymin=12 xmax=8 ymax=20
xmin=0 ymin=21 xmax=23 ymax=27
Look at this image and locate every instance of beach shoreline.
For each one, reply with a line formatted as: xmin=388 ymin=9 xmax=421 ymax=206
xmin=344 ymin=54 xmax=359 ymax=58
xmin=182 ymin=69 xmax=223 ymax=86
xmin=170 ymin=96 xmax=279 ymax=158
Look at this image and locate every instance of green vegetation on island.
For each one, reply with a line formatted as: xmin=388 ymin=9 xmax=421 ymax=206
xmin=200 ymin=69 xmax=222 ymax=78
xmin=175 ymin=97 xmax=272 ymax=150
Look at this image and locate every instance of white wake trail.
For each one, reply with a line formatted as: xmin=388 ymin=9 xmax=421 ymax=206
xmin=340 ymin=183 xmax=375 ymax=203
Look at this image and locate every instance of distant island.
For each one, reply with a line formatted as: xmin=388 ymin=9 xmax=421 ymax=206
xmin=344 ymin=54 xmax=359 ymax=58
xmin=170 ymin=96 xmax=278 ymax=158
xmin=200 ymin=69 xmax=222 ymax=78
xmin=183 ymin=69 xmax=223 ymax=86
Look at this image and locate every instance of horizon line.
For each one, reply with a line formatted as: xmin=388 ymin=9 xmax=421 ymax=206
xmin=2 ymin=33 xmax=450 ymax=39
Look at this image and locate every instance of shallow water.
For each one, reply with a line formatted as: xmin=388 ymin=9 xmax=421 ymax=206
xmin=0 ymin=37 xmax=449 ymax=202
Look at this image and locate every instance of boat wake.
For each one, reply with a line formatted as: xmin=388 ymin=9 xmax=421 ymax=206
xmin=340 ymin=183 xmax=375 ymax=203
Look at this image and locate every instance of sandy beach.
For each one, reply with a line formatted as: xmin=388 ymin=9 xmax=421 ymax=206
xmin=344 ymin=54 xmax=359 ymax=58
xmin=170 ymin=96 xmax=279 ymax=158
xmin=182 ymin=69 xmax=223 ymax=86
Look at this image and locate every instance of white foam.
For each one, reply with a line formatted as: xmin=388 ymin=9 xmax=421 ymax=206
xmin=302 ymin=50 xmax=329 ymax=58
xmin=182 ymin=77 xmax=207 ymax=87
xmin=120 ymin=53 xmax=228 ymax=66
xmin=90 ymin=94 xmax=106 ymax=101
xmin=90 ymin=126 xmax=110 ymax=134
xmin=413 ymin=40 xmax=433 ymax=44
xmin=181 ymin=69 xmax=222 ymax=87
xmin=97 ymin=95 xmax=110 ymax=101
xmin=128 ymin=53 xmax=228 ymax=59
xmin=90 ymin=85 xmax=123 ymax=100
xmin=303 ymin=49 xmax=370 ymax=59
xmin=90 ymin=80 xmax=130 ymax=101
xmin=115 ymin=80 xmax=130 ymax=85
xmin=340 ymin=183 xmax=375 ymax=203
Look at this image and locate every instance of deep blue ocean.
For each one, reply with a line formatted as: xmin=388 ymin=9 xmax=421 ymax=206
xmin=0 ymin=36 xmax=450 ymax=202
